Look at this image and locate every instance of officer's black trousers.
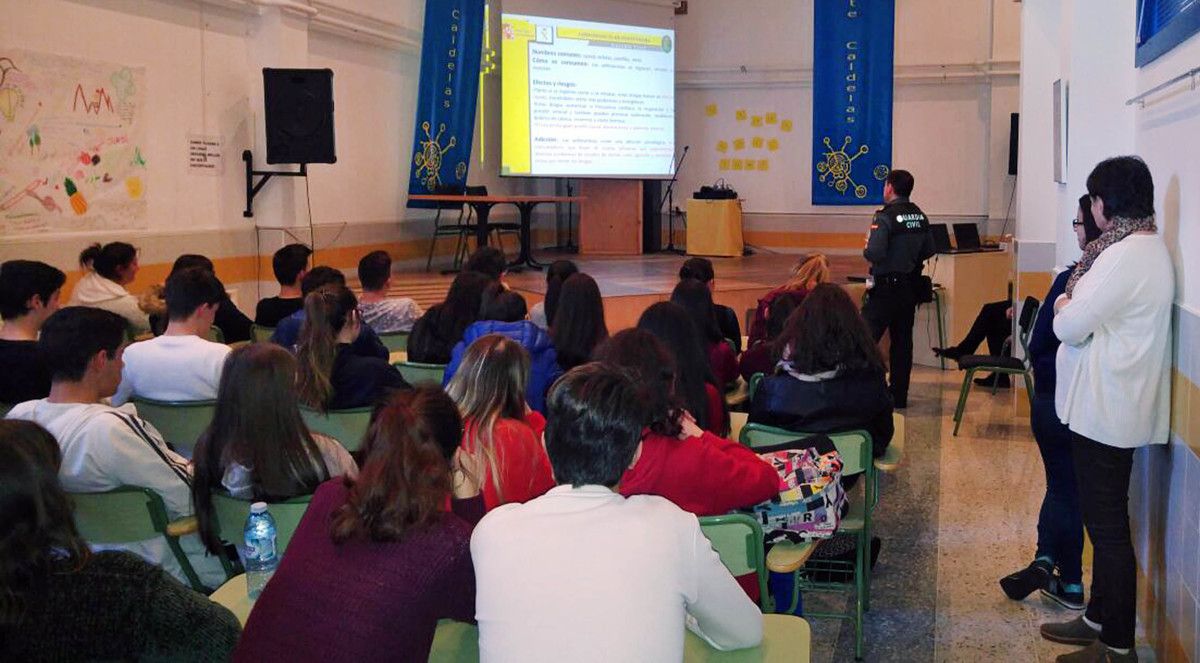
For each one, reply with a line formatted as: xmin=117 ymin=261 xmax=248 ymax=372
xmin=861 ymin=282 xmax=915 ymax=407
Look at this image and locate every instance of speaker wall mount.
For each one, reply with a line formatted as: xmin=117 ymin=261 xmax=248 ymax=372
xmin=242 ymin=149 xmax=307 ymax=218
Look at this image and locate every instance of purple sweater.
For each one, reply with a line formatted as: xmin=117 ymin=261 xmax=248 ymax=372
xmin=233 ymin=480 xmax=483 ymax=662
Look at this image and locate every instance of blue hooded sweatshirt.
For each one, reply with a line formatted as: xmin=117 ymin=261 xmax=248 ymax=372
xmin=442 ymin=320 xmax=564 ymax=413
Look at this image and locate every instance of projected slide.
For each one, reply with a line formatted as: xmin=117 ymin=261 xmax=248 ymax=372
xmin=501 ymin=14 xmax=675 ymax=178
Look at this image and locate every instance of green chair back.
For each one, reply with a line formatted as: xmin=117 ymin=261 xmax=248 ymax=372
xmin=299 ymin=404 xmax=373 ymax=452
xmin=378 ymin=332 xmax=410 ymax=352
xmin=393 ymin=360 xmax=447 ymax=385
xmin=739 ymin=423 xmax=871 ymax=478
xmin=71 ymin=486 xmax=205 ymax=591
xmin=207 ymin=326 xmax=225 ymax=344
xmin=211 ymin=492 xmax=313 ymax=560
xmin=747 ymin=372 xmax=765 ymax=402
xmin=251 ymin=325 xmax=275 ymax=343
xmin=699 ymin=513 xmax=771 ymax=612
xmin=130 ymin=397 xmax=217 ymax=459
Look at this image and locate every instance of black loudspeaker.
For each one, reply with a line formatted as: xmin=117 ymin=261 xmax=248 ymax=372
xmin=1008 ymin=113 xmax=1019 ymax=176
xmin=263 ymin=68 xmax=336 ymax=164
xmin=642 ymin=180 xmax=664 ymax=253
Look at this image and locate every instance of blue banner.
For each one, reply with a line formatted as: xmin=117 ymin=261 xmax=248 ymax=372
xmin=811 ymin=0 xmax=894 ymax=205
xmin=407 ymin=0 xmax=485 ymax=207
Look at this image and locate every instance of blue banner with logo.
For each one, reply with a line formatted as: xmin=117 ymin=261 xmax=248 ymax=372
xmin=407 ymin=0 xmax=485 ymax=208
xmin=811 ymin=0 xmax=894 ymax=205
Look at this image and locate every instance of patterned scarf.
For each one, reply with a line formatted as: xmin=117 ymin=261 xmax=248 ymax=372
xmin=1064 ymin=215 xmax=1157 ymax=297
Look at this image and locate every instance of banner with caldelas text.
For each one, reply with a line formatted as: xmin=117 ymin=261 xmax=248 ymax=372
xmin=407 ymin=0 xmax=485 ymax=208
xmin=811 ymin=0 xmax=894 ymax=205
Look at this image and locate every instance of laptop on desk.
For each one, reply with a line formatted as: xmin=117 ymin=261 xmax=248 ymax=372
xmin=931 ymin=224 xmax=972 ymax=254
xmin=952 ymin=223 xmax=1003 ymax=252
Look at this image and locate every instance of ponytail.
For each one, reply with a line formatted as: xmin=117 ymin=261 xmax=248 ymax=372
xmin=78 ymin=242 xmax=137 ymax=281
xmin=296 ymin=285 xmax=358 ymax=411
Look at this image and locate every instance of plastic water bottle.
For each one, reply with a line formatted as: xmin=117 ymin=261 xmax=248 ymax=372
xmin=243 ymin=502 xmax=278 ymax=599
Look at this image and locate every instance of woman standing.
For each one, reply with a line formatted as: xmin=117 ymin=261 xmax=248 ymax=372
xmin=1039 ymin=157 xmax=1174 ymax=663
xmin=998 ymin=195 xmax=1101 ymax=610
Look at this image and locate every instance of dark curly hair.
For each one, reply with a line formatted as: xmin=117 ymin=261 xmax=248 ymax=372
xmin=776 ymin=283 xmax=884 ymax=375
xmin=0 ymin=420 xmax=88 ymax=626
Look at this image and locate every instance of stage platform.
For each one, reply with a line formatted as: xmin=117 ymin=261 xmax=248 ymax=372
xmin=378 ymin=251 xmax=869 ymax=332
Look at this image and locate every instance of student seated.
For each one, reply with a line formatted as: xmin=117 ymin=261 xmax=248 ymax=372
xmin=69 ymin=242 xmax=151 ymax=334
xmin=356 ymin=250 xmax=422 ymax=334
xmin=933 ymin=300 xmax=1014 ymax=388
xmin=255 ymin=243 xmax=312 ymax=327
xmin=0 ymin=420 xmax=241 ymax=661
xmin=672 ymin=278 xmax=739 ymax=388
xmin=112 ymin=267 xmax=231 ymax=406
xmin=6 ymin=307 xmax=226 ymax=588
xmin=297 ymin=285 xmax=410 ymax=411
xmin=271 ymin=266 xmax=388 ymax=358
xmin=147 ymin=255 xmax=253 ymax=343
xmin=529 ymin=259 xmax=578 ymax=329
xmin=192 ymin=342 xmax=358 ymax=554
xmin=738 ymin=291 xmax=804 ymax=382
xmin=549 ymin=272 xmax=608 ymax=371
xmin=472 ymin=363 xmax=763 ymax=661
xmin=593 ymin=329 xmax=777 ymax=516
xmin=638 ymin=302 xmax=730 ymax=437
xmin=407 ymin=270 xmax=491 ymax=364
xmin=446 ymin=334 xmax=554 ymax=510
xmin=749 ymin=283 xmax=894 ymax=466
xmin=233 ymin=387 xmax=483 ymax=663
xmin=0 ymin=260 xmax=65 ymax=404
xmin=443 ymin=284 xmax=562 ymax=413
xmin=463 ymin=245 xmax=507 ymax=283
xmin=679 ymin=256 xmax=742 ymax=351
xmin=747 ymin=253 xmax=831 ymax=346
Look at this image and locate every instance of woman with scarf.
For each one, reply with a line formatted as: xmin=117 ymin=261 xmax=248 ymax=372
xmin=1038 ymin=157 xmax=1174 ymax=663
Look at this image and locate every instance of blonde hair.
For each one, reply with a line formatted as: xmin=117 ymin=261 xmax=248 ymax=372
xmin=783 ymin=253 xmax=831 ymax=291
xmin=445 ymin=335 xmax=531 ymax=504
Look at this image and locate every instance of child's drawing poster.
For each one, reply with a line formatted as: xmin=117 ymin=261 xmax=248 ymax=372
xmin=0 ymin=49 xmax=148 ymax=235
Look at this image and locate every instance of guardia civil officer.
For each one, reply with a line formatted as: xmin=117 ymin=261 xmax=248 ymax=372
xmin=861 ymin=169 xmax=934 ymax=409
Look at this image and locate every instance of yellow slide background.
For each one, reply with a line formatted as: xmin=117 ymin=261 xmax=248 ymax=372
xmin=501 ymin=17 xmax=534 ymax=175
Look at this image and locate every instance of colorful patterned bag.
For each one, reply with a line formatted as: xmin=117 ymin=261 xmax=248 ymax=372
xmin=743 ymin=434 xmax=846 ymax=541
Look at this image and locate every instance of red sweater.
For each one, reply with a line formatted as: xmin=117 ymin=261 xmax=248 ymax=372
xmin=462 ymin=411 xmax=554 ymax=511
xmin=234 ymin=481 xmax=483 ymax=663
xmin=708 ymin=340 xmax=739 ymax=388
xmin=704 ymin=383 xmax=728 ymax=437
xmin=618 ymin=430 xmax=778 ymax=516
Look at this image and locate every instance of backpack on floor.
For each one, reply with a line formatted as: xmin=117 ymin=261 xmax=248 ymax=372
xmin=742 ymin=434 xmax=847 ymax=542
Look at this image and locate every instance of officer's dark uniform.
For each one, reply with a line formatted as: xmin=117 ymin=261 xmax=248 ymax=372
xmin=861 ymin=197 xmax=935 ymax=408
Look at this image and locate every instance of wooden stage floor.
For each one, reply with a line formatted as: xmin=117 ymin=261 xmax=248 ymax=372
xmin=383 ymin=251 xmax=869 ymax=331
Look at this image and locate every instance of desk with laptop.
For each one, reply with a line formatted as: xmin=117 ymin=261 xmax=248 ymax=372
xmin=931 ymin=222 xmax=1004 ymax=255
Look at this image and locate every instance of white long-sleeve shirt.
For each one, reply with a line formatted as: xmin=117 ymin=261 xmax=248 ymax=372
xmin=68 ymin=271 xmax=151 ymax=334
xmin=471 ymin=485 xmax=763 ymax=663
xmin=1054 ymin=234 xmax=1174 ymax=447
xmin=112 ymin=334 xmax=231 ymax=406
xmin=5 ymin=400 xmax=226 ymax=588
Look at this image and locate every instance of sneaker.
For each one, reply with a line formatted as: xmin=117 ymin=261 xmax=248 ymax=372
xmin=1041 ymin=575 xmax=1085 ymax=610
xmin=1040 ymin=616 xmax=1101 ymax=646
xmin=1055 ymin=640 xmax=1138 ymax=662
xmin=1000 ymin=559 xmax=1052 ymax=600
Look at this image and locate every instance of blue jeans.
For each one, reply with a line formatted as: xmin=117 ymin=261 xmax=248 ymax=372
xmin=1031 ymin=392 xmax=1083 ymax=584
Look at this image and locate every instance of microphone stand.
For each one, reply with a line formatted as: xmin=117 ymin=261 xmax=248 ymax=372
xmin=658 ymin=145 xmax=689 ymax=255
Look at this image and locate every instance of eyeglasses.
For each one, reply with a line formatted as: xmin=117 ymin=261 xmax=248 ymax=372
xmin=1070 ymin=219 xmax=1084 ymax=228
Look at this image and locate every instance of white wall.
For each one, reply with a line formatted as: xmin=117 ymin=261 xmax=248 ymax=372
xmin=674 ymin=0 xmax=1020 ymax=230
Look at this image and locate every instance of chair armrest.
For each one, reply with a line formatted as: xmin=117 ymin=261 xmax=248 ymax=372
xmin=165 ymin=516 xmax=199 ymax=537
xmin=766 ymin=540 xmax=818 ymax=574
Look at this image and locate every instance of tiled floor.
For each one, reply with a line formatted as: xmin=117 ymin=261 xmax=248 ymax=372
xmin=806 ymin=366 xmax=1156 ymax=662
